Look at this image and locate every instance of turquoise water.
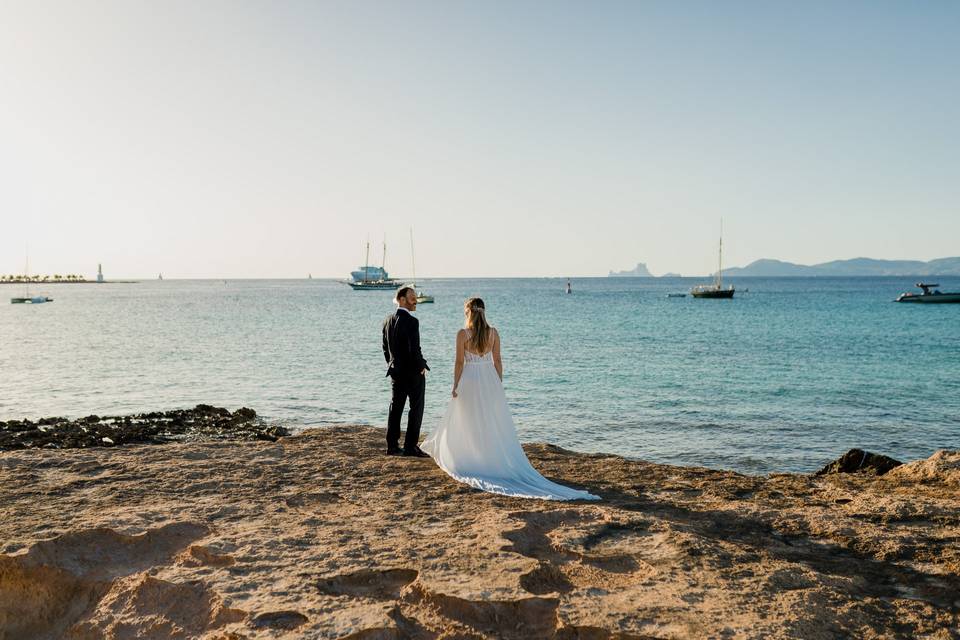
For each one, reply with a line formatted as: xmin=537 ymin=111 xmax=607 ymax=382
xmin=2 ymin=277 xmax=957 ymax=473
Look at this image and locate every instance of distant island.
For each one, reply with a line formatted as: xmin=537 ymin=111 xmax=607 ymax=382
xmin=608 ymin=263 xmax=654 ymax=277
xmin=608 ymin=257 xmax=960 ymax=278
xmin=722 ymin=257 xmax=960 ymax=277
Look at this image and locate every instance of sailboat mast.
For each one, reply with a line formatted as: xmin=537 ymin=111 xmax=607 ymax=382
xmin=364 ymin=239 xmax=370 ymax=282
xmin=409 ymin=228 xmax=417 ymax=287
xmin=24 ymin=245 xmax=30 ymax=297
xmin=717 ymin=219 xmax=723 ymax=289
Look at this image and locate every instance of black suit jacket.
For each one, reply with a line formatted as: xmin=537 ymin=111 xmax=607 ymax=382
xmin=382 ymin=310 xmax=429 ymax=378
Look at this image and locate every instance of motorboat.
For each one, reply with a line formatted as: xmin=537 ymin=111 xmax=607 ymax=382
xmin=895 ymin=283 xmax=960 ymax=303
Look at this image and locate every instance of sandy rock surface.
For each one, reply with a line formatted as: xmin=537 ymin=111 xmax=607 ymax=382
xmin=1 ymin=426 xmax=958 ymax=639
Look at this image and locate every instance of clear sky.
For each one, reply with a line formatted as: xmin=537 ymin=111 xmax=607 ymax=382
xmin=1 ymin=1 xmax=957 ymax=278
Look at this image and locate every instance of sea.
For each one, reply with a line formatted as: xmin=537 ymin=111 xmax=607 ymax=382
xmin=2 ymin=277 xmax=958 ymax=474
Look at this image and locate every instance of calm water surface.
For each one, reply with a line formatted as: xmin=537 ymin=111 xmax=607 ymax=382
xmin=2 ymin=277 xmax=958 ymax=473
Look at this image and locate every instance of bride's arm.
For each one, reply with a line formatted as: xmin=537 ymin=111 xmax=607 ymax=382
xmin=452 ymin=329 xmax=465 ymax=397
xmin=492 ymin=329 xmax=503 ymax=381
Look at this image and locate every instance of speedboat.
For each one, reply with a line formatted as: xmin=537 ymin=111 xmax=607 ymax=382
xmin=895 ymin=283 xmax=960 ymax=304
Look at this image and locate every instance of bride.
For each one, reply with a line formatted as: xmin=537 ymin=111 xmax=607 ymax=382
xmin=421 ymin=298 xmax=599 ymax=501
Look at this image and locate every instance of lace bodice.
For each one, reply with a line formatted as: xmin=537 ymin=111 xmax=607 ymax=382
xmin=464 ymin=350 xmax=493 ymax=364
xmin=463 ymin=328 xmax=494 ymax=364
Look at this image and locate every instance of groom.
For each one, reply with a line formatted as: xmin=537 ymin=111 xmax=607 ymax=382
xmin=382 ymin=287 xmax=430 ymax=457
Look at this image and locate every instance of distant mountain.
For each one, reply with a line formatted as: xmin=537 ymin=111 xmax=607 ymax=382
xmin=723 ymin=257 xmax=960 ymax=277
xmin=609 ymin=263 xmax=654 ymax=277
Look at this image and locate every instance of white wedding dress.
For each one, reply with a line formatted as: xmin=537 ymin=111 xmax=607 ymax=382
xmin=421 ymin=338 xmax=599 ymax=501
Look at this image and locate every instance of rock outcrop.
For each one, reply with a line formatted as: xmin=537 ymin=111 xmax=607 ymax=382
xmin=0 ymin=405 xmax=286 ymax=451
xmin=814 ymin=448 xmax=903 ymax=476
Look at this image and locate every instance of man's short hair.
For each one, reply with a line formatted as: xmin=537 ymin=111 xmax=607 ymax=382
xmin=396 ymin=287 xmax=414 ymax=302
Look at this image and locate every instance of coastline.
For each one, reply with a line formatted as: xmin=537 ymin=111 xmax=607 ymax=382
xmin=0 ymin=280 xmax=139 ymax=285
xmin=1 ymin=424 xmax=957 ymax=638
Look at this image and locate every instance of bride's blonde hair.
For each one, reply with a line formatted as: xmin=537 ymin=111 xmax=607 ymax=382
xmin=464 ymin=297 xmax=491 ymax=353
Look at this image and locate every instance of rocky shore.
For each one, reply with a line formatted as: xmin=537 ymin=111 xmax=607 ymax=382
xmin=1 ymin=420 xmax=958 ymax=639
xmin=0 ymin=405 xmax=287 ymax=450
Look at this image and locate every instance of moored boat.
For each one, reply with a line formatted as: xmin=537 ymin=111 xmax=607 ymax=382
xmin=349 ymin=280 xmax=402 ymax=290
xmin=691 ymin=221 xmax=735 ymax=299
xmin=408 ymin=229 xmax=434 ymax=303
xmin=691 ymin=285 xmax=735 ymax=299
xmin=896 ymin=283 xmax=960 ymax=303
xmin=345 ymin=238 xmax=402 ymax=290
xmin=11 ymin=296 xmax=53 ymax=304
xmin=10 ymin=252 xmax=53 ymax=304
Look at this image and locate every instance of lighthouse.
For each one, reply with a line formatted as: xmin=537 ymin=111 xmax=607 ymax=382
xmin=97 ymin=264 xmax=104 ymax=283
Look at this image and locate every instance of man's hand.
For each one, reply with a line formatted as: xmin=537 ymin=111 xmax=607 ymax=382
xmin=451 ymin=388 xmax=458 ymax=398
xmin=421 ymin=369 xmax=427 ymax=375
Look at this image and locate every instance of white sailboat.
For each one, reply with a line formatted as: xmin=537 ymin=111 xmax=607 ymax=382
xmin=409 ymin=229 xmax=433 ymax=303
xmin=10 ymin=251 xmax=52 ymax=304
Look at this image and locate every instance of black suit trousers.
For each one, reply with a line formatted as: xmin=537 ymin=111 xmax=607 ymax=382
xmin=387 ymin=372 xmax=425 ymax=450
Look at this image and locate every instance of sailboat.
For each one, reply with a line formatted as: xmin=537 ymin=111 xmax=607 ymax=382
xmin=409 ymin=229 xmax=433 ymax=303
xmin=347 ymin=238 xmax=402 ymax=290
xmin=691 ymin=221 xmax=735 ymax=299
xmin=10 ymin=252 xmax=53 ymax=304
